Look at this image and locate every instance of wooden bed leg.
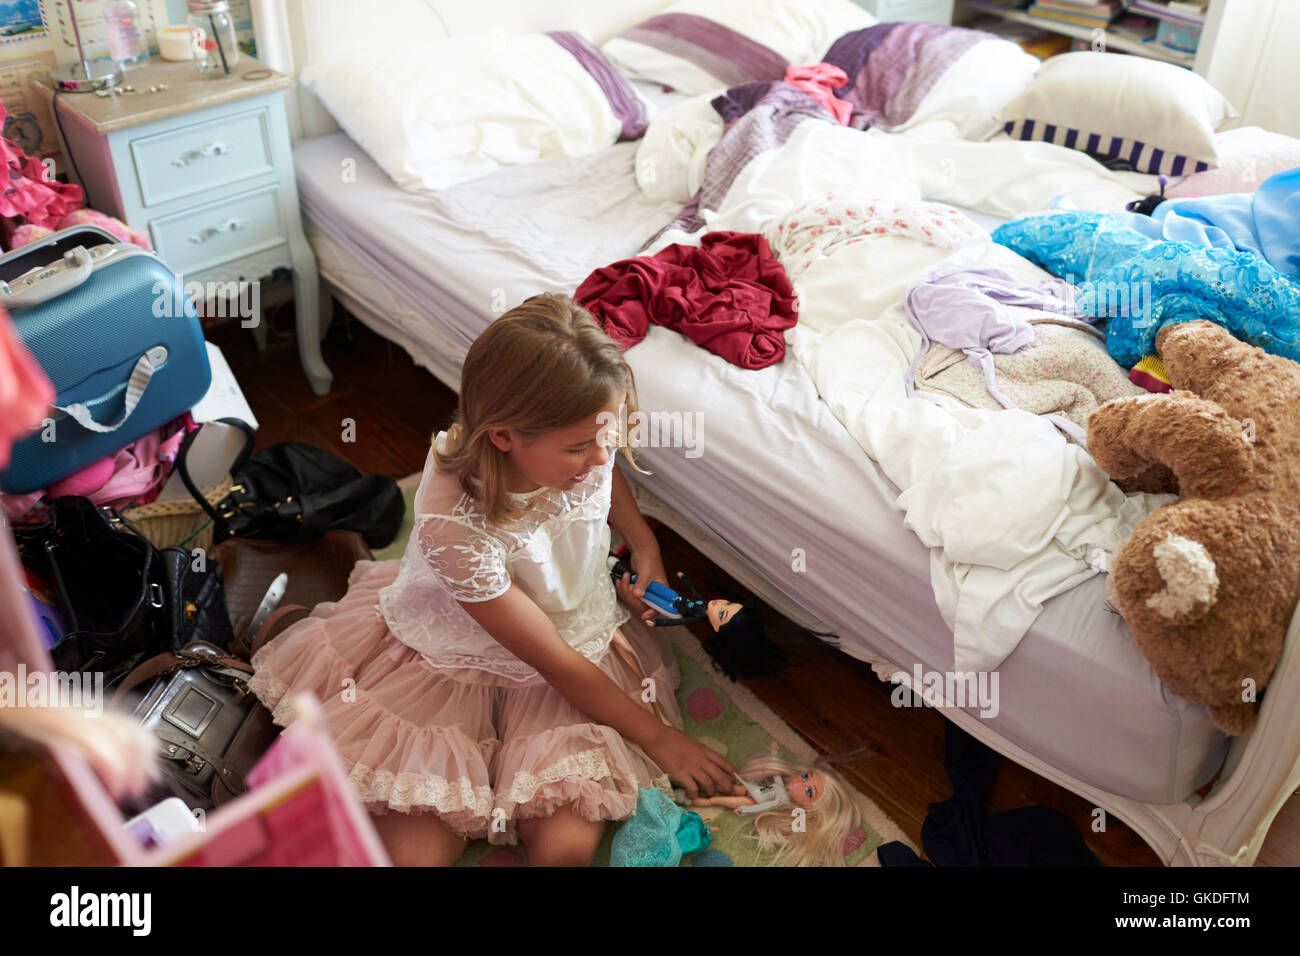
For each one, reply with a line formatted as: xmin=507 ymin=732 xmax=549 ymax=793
xmin=290 ymin=232 xmax=333 ymax=396
xmin=318 ymin=275 xmax=336 ymax=339
xmin=249 ymin=291 xmax=268 ymax=352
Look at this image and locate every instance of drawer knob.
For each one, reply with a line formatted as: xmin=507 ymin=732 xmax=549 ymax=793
xmin=172 ymin=141 xmax=232 ymax=168
xmin=189 ymin=217 xmax=246 ymax=244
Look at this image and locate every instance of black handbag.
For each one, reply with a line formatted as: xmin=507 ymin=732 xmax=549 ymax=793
xmin=156 ymin=543 xmax=237 ymax=653
xmin=113 ymin=640 xmax=280 ymax=815
xmin=178 ymin=419 xmax=404 ymax=549
xmin=14 ymin=496 xmax=234 ymax=689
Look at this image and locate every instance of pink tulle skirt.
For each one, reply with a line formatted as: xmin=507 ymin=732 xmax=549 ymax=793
xmin=248 ymin=559 xmax=683 ymax=845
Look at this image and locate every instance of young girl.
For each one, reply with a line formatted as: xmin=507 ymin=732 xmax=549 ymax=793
xmin=248 ymin=293 xmax=742 ymax=866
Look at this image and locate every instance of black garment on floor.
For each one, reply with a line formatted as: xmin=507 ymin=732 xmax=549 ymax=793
xmin=878 ymin=721 xmax=1100 ymax=867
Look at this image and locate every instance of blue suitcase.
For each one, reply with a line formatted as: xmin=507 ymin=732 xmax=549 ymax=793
xmin=0 ymin=226 xmax=212 ymax=494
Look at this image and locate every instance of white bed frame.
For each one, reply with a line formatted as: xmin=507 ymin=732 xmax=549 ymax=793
xmin=253 ymin=0 xmax=1300 ymax=866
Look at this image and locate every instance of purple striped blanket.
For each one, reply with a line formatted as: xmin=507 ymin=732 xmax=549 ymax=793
xmin=546 ymin=30 xmax=648 ymax=141
xmin=643 ymin=24 xmax=996 ymax=248
xmin=825 ymin=22 xmax=993 ymax=132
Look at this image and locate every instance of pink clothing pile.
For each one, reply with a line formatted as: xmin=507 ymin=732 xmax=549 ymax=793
xmin=0 ymin=304 xmax=53 ymax=472
xmin=0 ymin=100 xmax=148 ymax=251
xmin=0 ymin=103 xmax=82 ymax=230
xmin=1 ymin=415 xmax=196 ymax=523
xmin=783 ymin=63 xmax=852 ymax=126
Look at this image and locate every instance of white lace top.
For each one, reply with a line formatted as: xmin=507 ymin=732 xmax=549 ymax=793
xmin=378 ymin=431 xmax=629 ymax=685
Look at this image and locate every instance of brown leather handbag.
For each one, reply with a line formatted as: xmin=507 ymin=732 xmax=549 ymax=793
xmin=213 ymin=530 xmax=373 ymax=659
xmin=114 ymin=639 xmax=281 ymax=814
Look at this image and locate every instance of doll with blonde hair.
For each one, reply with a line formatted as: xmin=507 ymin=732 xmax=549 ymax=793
xmin=687 ymin=745 xmax=863 ymax=866
xmin=248 ymin=292 xmax=746 ymax=867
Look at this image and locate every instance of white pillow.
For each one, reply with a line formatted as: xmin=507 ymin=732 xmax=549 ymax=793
xmin=602 ymin=0 xmax=876 ymax=95
xmin=301 ymin=34 xmax=640 ymax=192
xmin=892 ymin=37 xmax=1041 ymax=140
xmin=1166 ymin=126 xmax=1300 ymax=197
xmin=996 ymin=51 xmax=1237 ymax=175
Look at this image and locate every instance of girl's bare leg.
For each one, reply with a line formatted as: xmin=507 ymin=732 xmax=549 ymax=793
xmin=517 ymin=803 xmax=606 ymax=867
xmin=370 ymin=810 xmax=468 ymax=867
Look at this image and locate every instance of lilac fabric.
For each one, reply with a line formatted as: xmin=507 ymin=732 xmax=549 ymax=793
xmin=904 ymin=265 xmax=1093 ymax=443
xmin=824 ymin=23 xmax=991 ymax=131
xmin=620 ymin=13 xmax=788 ymax=90
xmin=547 ymin=31 xmax=648 ymax=141
xmin=644 ymin=83 xmax=828 ymax=248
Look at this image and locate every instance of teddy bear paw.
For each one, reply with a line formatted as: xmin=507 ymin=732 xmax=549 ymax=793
xmin=1145 ymin=533 xmax=1219 ymax=620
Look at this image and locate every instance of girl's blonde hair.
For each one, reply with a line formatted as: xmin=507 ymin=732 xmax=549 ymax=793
xmin=433 ymin=293 xmax=645 ymax=526
xmin=737 ymin=754 xmax=863 ymax=867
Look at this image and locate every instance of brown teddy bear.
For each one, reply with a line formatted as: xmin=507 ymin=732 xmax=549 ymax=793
xmin=1086 ymin=320 xmax=1300 ymax=735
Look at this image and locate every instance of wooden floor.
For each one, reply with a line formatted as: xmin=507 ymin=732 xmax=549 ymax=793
xmin=210 ymin=305 xmax=1299 ymax=867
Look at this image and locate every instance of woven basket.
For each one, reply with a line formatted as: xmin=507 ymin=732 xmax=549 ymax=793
xmin=121 ymin=473 xmax=233 ymax=552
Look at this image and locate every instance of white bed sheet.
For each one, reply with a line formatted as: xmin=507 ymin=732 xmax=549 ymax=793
xmin=293 ymin=131 xmax=1228 ymax=804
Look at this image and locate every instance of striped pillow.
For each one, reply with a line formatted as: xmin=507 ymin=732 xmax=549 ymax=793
xmin=995 ymin=51 xmax=1235 ymax=176
xmin=601 ymin=0 xmax=876 ymax=95
xmin=1001 ymin=120 xmax=1210 ymax=176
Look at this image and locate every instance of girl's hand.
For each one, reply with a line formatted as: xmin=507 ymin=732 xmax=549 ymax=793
xmin=645 ymin=726 xmax=747 ymax=801
xmin=615 ymin=542 xmax=670 ymax=622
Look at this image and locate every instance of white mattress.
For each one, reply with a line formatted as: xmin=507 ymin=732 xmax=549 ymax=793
xmin=293 ymin=131 xmax=1228 ymax=804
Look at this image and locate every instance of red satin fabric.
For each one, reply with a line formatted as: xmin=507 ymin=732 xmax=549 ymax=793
xmin=575 ymin=231 xmax=798 ymax=370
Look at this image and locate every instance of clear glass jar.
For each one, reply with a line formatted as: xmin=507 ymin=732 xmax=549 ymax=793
xmin=187 ymin=0 xmax=240 ymax=79
xmin=106 ymin=1 xmax=150 ymax=72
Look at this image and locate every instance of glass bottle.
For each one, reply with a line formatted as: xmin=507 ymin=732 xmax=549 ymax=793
xmin=106 ymin=1 xmax=150 ymax=72
xmin=186 ymin=0 xmax=240 ymax=79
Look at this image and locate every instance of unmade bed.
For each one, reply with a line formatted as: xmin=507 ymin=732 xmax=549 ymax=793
xmin=256 ymin=0 xmax=1300 ymax=867
xmin=292 ymin=130 xmax=1228 ymax=806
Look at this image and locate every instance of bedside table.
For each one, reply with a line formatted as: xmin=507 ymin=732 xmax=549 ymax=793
xmin=32 ymin=56 xmax=332 ymax=395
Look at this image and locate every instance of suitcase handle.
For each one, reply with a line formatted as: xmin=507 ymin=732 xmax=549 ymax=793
xmin=0 ymin=246 xmax=94 ymax=308
xmin=53 ymin=348 xmax=164 ymax=434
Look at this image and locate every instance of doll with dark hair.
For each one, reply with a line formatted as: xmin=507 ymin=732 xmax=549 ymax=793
xmin=698 ymin=598 xmax=789 ymax=682
xmin=609 ymin=556 xmax=789 ymax=681
xmin=1125 ymin=174 xmax=1169 ymax=217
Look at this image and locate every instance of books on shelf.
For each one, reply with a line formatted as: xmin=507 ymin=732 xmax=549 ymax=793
xmin=1127 ymin=0 xmax=1207 ymax=25
xmin=1036 ymin=0 xmax=1116 ymax=9
xmin=969 ymin=14 xmax=1076 ymax=57
xmin=959 ymin=0 xmax=1198 ymax=61
xmin=1020 ymin=31 xmax=1076 ymax=58
xmin=1154 ymin=17 xmax=1202 ymax=52
xmin=1108 ymin=12 xmax=1160 ymax=42
xmin=1026 ymin=2 xmax=1117 ymax=27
